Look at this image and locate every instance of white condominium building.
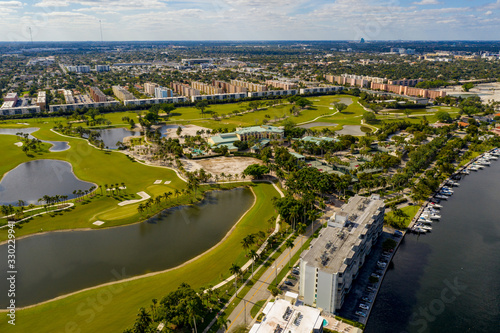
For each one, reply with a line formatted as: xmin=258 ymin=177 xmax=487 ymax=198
xmin=299 ymin=195 xmax=385 ymax=313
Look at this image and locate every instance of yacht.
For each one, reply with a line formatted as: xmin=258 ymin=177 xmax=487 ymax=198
xmin=412 ymin=226 xmax=428 ymax=234
xmin=461 ymin=169 xmax=470 ymax=175
xmin=422 ymin=212 xmax=441 ymax=220
xmin=477 ymin=159 xmax=491 ymax=166
xmin=416 ymin=223 xmax=432 ymax=231
xmin=442 ymin=187 xmax=454 ymax=193
xmin=469 ymin=165 xmax=479 ymax=171
xmin=435 ymin=194 xmax=448 ymax=200
xmin=428 ymin=202 xmax=442 ymax=209
xmin=419 ymin=217 xmax=433 ymax=224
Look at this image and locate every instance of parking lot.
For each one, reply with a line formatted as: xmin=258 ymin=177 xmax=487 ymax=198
xmin=337 ymin=230 xmax=399 ymax=324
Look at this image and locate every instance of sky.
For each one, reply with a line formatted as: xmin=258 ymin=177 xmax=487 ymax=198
xmin=0 ymin=0 xmax=499 ymax=41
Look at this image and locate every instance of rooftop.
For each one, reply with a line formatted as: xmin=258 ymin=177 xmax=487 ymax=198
xmin=301 ymin=195 xmax=384 ymax=274
xmin=249 ymin=299 xmax=323 ymax=333
xmin=236 ymin=125 xmax=283 ymax=135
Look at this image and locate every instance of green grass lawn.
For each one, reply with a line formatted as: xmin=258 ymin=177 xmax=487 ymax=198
xmin=0 ymin=182 xmax=279 ymax=333
xmin=385 ymin=205 xmax=420 ymax=228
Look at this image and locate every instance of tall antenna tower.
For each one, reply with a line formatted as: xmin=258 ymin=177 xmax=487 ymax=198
xmin=99 ymin=20 xmax=103 ymax=43
xmin=29 ymin=27 xmax=33 ymax=43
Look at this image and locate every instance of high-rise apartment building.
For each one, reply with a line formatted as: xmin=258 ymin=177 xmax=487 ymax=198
xmin=144 ymin=82 xmax=160 ymax=96
xmin=112 ymin=86 xmax=136 ymax=101
xmin=230 ymin=79 xmax=267 ymax=92
xmin=191 ymin=81 xmax=223 ymax=95
xmin=170 ymin=82 xmax=200 ymax=97
xmin=89 ymin=87 xmax=108 ymax=103
xmin=299 ymin=195 xmax=385 ymax=313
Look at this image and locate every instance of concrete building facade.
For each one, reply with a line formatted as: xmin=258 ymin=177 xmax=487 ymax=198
xmin=212 ymin=80 xmax=248 ymax=93
xmin=191 ymin=81 xmax=224 ymax=95
xmin=89 ymin=87 xmax=107 ymax=103
xmin=370 ymin=82 xmax=446 ymax=99
xmin=144 ymin=82 xmax=160 ymax=96
xmin=112 ymin=86 xmax=136 ymax=101
xmin=230 ymin=79 xmax=267 ymax=92
xmin=154 ymin=87 xmax=173 ymax=98
xmin=266 ymin=80 xmax=298 ymax=90
xmin=36 ymin=91 xmax=46 ymax=111
xmin=171 ymin=82 xmax=200 ymax=97
xmin=299 ymin=195 xmax=385 ymax=313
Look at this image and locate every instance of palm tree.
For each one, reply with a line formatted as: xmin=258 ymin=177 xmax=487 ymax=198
xmin=104 ymin=184 xmax=108 ymax=196
xmin=99 ymin=185 xmax=103 ymax=195
xmin=216 ymin=316 xmax=231 ymax=332
xmin=229 ymin=263 xmax=242 ymax=290
xmin=285 ymin=239 xmax=294 ymax=268
xmin=249 ymin=249 xmax=259 ymax=278
xmin=175 ymin=189 xmax=180 ymax=203
xmin=186 ymin=298 xmax=200 ymax=333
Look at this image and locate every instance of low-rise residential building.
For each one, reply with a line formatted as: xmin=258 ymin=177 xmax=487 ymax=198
xmin=191 ymin=92 xmax=247 ymax=102
xmin=123 ymin=97 xmax=187 ymax=106
xmin=299 ymin=195 xmax=385 ymax=313
xmin=370 ymin=82 xmax=446 ymax=99
xmin=49 ymin=101 xmax=120 ymax=112
xmin=208 ymin=125 xmax=284 ymax=151
xmin=0 ymin=105 xmax=41 ymax=116
xmin=299 ymin=86 xmax=343 ymax=95
xmin=248 ymin=299 xmax=324 ymax=333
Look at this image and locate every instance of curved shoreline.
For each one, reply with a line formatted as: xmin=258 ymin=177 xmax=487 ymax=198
xmin=0 ymin=186 xmax=260 ymax=311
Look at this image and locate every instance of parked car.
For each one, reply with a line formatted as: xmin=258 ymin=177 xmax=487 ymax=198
xmin=362 ymin=296 xmax=372 ymax=303
xmin=355 ymin=311 xmax=367 ymax=317
xmin=377 ymin=261 xmax=387 ymax=267
xmin=284 ymin=280 xmax=294 ymax=286
xmin=371 ymin=273 xmax=381 ymax=279
xmin=292 ymin=269 xmax=299 ymax=275
xmin=359 ymin=303 xmax=370 ymax=310
xmin=366 ymin=286 xmax=376 ymax=292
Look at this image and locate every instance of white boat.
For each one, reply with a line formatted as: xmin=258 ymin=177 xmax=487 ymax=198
xmin=416 ymin=223 xmax=432 ymax=231
xmin=486 ymin=155 xmax=498 ymax=160
xmin=428 ymin=202 xmax=442 ymax=208
xmin=477 ymin=159 xmax=490 ymax=166
xmin=435 ymin=194 xmax=448 ymax=200
xmin=461 ymin=169 xmax=470 ymax=175
xmin=419 ymin=217 xmax=433 ymax=224
xmin=422 ymin=213 xmax=441 ymax=220
xmin=489 ymin=150 xmax=500 ymax=156
xmin=413 ymin=227 xmax=427 ymax=233
xmin=442 ymin=187 xmax=454 ymax=193
xmin=469 ymin=165 xmax=479 ymax=171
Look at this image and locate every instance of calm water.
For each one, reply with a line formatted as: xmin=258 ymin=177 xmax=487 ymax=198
xmin=0 ymin=159 xmax=94 ymax=205
xmin=0 ymin=188 xmax=254 ymax=306
xmin=366 ymin=159 xmax=500 ymax=333
xmin=0 ymin=127 xmax=69 ymax=152
xmin=90 ymin=128 xmax=141 ymax=149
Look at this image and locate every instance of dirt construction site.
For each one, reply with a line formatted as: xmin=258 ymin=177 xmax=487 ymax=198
xmin=182 ymin=156 xmax=263 ymax=179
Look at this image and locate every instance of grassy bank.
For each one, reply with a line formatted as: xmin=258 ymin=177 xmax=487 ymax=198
xmin=0 ymin=182 xmax=279 ymax=333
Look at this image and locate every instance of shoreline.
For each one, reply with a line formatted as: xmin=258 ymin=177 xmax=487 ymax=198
xmin=362 ymin=147 xmax=499 ymax=327
xmin=0 ymin=186 xmax=261 ymax=311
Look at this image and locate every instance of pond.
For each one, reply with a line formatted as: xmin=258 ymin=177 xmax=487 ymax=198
xmin=0 ymin=127 xmax=70 ymax=152
xmin=0 ymin=159 xmax=94 ymax=205
xmin=89 ymin=128 xmax=142 ymax=149
xmin=0 ymin=187 xmax=255 ymax=307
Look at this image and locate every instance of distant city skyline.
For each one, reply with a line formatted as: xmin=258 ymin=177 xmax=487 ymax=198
xmin=0 ymin=0 xmax=499 ymax=41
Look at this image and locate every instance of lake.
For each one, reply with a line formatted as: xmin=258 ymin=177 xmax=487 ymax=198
xmin=0 ymin=187 xmax=254 ymax=307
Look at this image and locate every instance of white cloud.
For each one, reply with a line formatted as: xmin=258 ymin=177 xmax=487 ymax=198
xmin=413 ymin=0 xmax=440 ymax=5
xmin=33 ymin=0 xmax=70 ymax=7
xmin=0 ymin=1 xmax=23 ymax=8
xmin=485 ymin=10 xmax=493 ymax=15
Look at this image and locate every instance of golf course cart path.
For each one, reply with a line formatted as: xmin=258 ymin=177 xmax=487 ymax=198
xmin=118 ymin=191 xmax=150 ymax=206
